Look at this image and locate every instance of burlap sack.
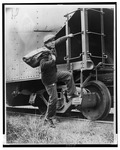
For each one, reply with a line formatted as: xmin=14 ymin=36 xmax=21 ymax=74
xmin=23 ymin=47 xmax=51 ymax=68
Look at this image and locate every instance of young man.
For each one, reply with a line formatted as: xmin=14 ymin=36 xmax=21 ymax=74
xmin=40 ymin=34 xmax=78 ymax=128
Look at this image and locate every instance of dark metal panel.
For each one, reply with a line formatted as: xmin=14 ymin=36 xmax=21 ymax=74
xmin=56 ymin=8 xmax=114 ymax=66
xmin=56 ymin=10 xmax=82 ymax=64
xmin=104 ymin=8 xmax=114 ymax=63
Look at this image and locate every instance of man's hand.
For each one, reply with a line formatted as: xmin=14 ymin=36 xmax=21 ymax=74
xmin=51 ymin=54 xmax=56 ymax=61
xmin=68 ymin=33 xmax=74 ymax=38
xmin=48 ymin=54 xmax=56 ymax=61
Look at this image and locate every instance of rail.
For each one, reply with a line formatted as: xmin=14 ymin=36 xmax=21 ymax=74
xmin=64 ymin=53 xmax=83 ymax=61
xmin=6 ymin=106 xmax=114 ymax=122
xmin=86 ymin=8 xmax=105 ymax=14
xmin=86 ymin=31 xmax=105 ymax=36
xmin=64 ymin=8 xmax=82 ymax=17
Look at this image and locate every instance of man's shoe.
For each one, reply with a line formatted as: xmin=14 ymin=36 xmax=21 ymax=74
xmin=44 ymin=118 xmax=56 ymax=128
xmin=67 ymin=88 xmax=87 ymax=99
xmin=67 ymin=94 xmax=79 ymax=101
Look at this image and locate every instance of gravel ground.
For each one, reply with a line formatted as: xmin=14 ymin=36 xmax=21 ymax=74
xmin=6 ymin=112 xmax=115 ymax=145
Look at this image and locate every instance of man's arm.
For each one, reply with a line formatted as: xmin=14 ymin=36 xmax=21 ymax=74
xmin=55 ymin=34 xmax=74 ymax=46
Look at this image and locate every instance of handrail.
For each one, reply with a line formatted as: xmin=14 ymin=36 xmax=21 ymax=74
xmin=64 ymin=8 xmax=82 ymax=17
xmin=64 ymin=53 xmax=83 ymax=61
xmin=86 ymin=8 xmax=105 ymax=14
xmin=88 ymin=53 xmax=108 ymax=59
xmin=86 ymin=31 xmax=105 ymax=36
xmin=73 ymin=31 xmax=83 ymax=36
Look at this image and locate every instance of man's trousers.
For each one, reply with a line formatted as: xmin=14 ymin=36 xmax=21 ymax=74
xmin=45 ymin=70 xmax=77 ymax=119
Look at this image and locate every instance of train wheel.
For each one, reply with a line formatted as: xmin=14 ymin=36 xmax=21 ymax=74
xmin=81 ymin=80 xmax=111 ymax=120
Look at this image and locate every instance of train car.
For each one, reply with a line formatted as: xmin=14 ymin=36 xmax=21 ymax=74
xmin=5 ymin=4 xmax=116 ymax=120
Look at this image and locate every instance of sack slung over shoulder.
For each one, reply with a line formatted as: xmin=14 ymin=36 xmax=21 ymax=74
xmin=23 ymin=47 xmax=51 ymax=68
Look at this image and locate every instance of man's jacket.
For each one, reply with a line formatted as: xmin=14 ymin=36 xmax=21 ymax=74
xmin=40 ymin=35 xmax=68 ymax=85
xmin=40 ymin=58 xmax=57 ymax=86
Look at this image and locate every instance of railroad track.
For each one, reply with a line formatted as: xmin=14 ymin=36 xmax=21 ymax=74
xmin=6 ymin=105 xmax=114 ymax=123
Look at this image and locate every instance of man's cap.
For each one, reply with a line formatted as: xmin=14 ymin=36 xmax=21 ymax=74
xmin=43 ymin=34 xmax=55 ymax=43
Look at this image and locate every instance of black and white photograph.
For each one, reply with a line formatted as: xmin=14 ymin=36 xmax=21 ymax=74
xmin=2 ymin=2 xmax=118 ymax=147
